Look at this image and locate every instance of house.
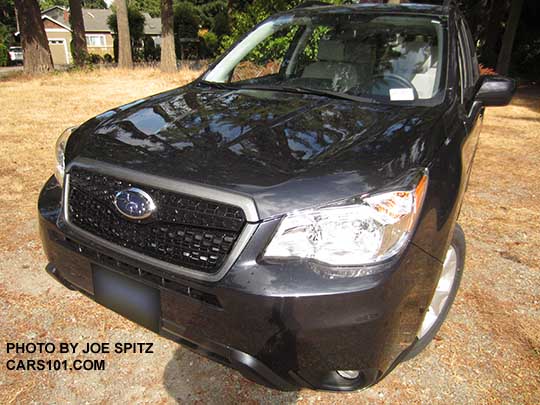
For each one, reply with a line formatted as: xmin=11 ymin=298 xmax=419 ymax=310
xmin=38 ymin=6 xmax=161 ymax=65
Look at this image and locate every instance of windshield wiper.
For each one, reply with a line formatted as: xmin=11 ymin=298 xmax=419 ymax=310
xmin=198 ymin=80 xmax=239 ymax=90
xmin=280 ymin=85 xmax=377 ymax=104
xmin=199 ymin=82 xmax=377 ymax=104
xmin=238 ymin=84 xmax=376 ymax=103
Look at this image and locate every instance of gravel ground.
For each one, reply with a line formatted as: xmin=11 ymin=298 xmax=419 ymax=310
xmin=0 ymin=69 xmax=539 ymax=404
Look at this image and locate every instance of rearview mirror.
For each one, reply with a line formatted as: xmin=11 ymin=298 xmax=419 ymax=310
xmin=475 ymin=75 xmax=516 ymax=107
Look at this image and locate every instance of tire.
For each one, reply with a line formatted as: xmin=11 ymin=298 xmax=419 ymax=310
xmin=403 ymin=223 xmax=465 ymax=361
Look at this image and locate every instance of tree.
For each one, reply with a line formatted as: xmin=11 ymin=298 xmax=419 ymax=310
xmin=496 ymin=0 xmax=524 ymax=75
xmin=1 ymin=0 xmax=18 ymax=47
xmin=39 ymin=0 xmax=106 ymax=8
xmin=39 ymin=0 xmax=68 ymax=9
xmin=82 ymin=0 xmax=107 ymax=7
xmin=114 ymin=0 xmax=132 ymax=68
xmin=14 ymin=0 xmax=54 ymax=72
xmin=130 ymin=0 xmax=160 ymax=17
xmin=68 ymin=0 xmax=87 ymax=66
xmin=160 ymin=0 xmax=176 ymax=71
xmin=480 ymin=0 xmax=508 ymax=68
xmin=174 ymin=2 xmax=200 ymax=38
xmin=108 ymin=6 xmax=145 ymax=61
xmin=213 ymin=11 xmax=229 ymax=37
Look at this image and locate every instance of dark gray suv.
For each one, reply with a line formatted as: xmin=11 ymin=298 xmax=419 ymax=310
xmin=38 ymin=1 xmax=515 ymax=391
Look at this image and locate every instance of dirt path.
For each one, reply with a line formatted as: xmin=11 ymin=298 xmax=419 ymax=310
xmin=0 ymin=69 xmax=538 ymax=404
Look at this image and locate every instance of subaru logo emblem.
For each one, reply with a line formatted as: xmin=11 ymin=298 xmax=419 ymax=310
xmin=113 ymin=188 xmax=156 ymax=220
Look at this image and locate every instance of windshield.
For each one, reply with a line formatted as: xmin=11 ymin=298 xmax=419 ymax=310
xmin=203 ymin=13 xmax=446 ymax=104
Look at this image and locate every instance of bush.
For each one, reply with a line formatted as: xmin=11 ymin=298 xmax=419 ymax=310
xmin=133 ymin=48 xmax=144 ymax=62
xmin=89 ymin=53 xmax=104 ymax=64
xmin=200 ymin=31 xmax=218 ymax=59
xmin=103 ymin=53 xmax=113 ymax=63
xmin=213 ymin=12 xmax=230 ymax=37
xmin=0 ymin=44 xmax=8 ymax=67
xmin=143 ymin=36 xmax=159 ymax=61
xmin=200 ymin=1 xmax=228 ymax=31
xmin=174 ymin=2 xmax=201 ymax=38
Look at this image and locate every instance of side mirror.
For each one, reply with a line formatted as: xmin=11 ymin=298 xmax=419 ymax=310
xmin=475 ymin=75 xmax=516 ymax=107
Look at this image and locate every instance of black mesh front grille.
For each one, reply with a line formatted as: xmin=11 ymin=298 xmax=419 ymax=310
xmin=67 ymin=167 xmax=246 ymax=273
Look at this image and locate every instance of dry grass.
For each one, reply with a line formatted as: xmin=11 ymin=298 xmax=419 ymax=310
xmin=0 ymin=68 xmax=539 ymax=404
xmin=0 ymin=66 xmax=200 ymax=254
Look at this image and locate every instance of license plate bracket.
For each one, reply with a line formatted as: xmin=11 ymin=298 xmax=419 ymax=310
xmin=93 ymin=265 xmax=160 ymax=332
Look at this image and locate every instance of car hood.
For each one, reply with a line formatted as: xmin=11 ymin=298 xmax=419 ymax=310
xmin=69 ymin=84 xmax=446 ymax=219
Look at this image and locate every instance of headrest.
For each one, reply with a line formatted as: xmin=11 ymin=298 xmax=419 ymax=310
xmin=344 ymin=42 xmax=373 ymax=63
xmin=318 ymin=39 xmax=346 ymax=62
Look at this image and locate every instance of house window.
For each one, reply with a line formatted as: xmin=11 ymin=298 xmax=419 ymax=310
xmin=86 ymin=34 xmax=106 ymax=47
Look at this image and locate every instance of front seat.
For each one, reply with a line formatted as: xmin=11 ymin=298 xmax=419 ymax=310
xmin=301 ymin=39 xmax=358 ymax=92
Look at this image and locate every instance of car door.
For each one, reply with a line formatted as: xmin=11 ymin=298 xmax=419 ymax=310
xmin=456 ymin=16 xmax=483 ymax=180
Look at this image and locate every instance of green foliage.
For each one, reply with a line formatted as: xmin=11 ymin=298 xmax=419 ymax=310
xmin=174 ymin=2 xmax=201 ymax=38
xmin=216 ymin=0 xmax=343 ymax=56
xmin=39 ymin=0 xmax=69 ymax=10
xmin=39 ymin=0 xmax=106 ymax=10
xmin=1 ymin=0 xmax=17 ymax=47
xmin=199 ymin=1 xmax=227 ymax=28
xmin=0 ymin=24 xmax=12 ymax=47
xmin=82 ymin=0 xmax=107 ymax=8
xmin=107 ymin=6 xmax=146 ymax=42
xmin=133 ymin=47 xmax=145 ymax=62
xmin=213 ymin=11 xmax=230 ymax=37
xmin=301 ymin=25 xmax=330 ymax=61
xmin=108 ymin=6 xmax=146 ymax=61
xmin=247 ymin=26 xmax=299 ymax=64
xmin=89 ymin=53 xmax=104 ymax=63
xmin=130 ymin=0 xmax=160 ymax=18
xmin=199 ymin=30 xmax=218 ymax=58
xmin=143 ymin=36 xmax=159 ymax=60
xmin=0 ymin=43 xmax=8 ymax=66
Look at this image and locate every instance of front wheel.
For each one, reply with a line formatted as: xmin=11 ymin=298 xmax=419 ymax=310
xmin=404 ymin=223 xmax=465 ymax=360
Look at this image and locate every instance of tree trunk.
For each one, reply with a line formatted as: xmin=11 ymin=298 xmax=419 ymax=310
xmin=482 ymin=0 xmax=507 ymax=68
xmin=14 ymin=0 xmax=54 ymax=73
xmin=69 ymin=0 xmax=88 ymax=66
xmin=160 ymin=0 xmax=176 ymax=72
xmin=115 ymin=0 xmax=132 ymax=69
xmin=496 ymin=0 xmax=524 ymax=75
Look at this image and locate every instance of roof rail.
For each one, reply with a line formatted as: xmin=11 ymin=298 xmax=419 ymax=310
xmin=294 ymin=1 xmax=330 ymax=9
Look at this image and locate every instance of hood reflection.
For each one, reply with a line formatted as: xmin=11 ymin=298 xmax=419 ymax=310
xmin=74 ymin=84 xmax=443 ymax=218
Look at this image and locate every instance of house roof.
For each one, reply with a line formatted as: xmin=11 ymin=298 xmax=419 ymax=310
xmin=38 ymin=7 xmax=161 ymax=35
xmin=82 ymin=9 xmax=114 ymax=32
xmin=143 ymin=14 xmax=162 ymax=36
xmin=42 ymin=15 xmax=71 ymax=31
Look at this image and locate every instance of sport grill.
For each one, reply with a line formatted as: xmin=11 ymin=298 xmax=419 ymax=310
xmin=66 ymin=167 xmax=247 ymax=274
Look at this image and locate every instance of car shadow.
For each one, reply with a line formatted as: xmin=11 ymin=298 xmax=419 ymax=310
xmin=163 ymin=347 xmax=299 ymax=404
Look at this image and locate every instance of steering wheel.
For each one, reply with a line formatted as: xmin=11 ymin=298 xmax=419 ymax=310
xmin=357 ymin=73 xmax=418 ymax=100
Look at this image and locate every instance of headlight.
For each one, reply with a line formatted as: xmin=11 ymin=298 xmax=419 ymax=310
xmin=263 ymin=171 xmax=428 ymax=267
xmin=54 ymin=127 xmax=77 ymax=185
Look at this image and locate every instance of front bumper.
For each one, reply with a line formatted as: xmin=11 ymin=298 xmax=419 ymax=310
xmin=39 ymin=175 xmax=443 ymax=391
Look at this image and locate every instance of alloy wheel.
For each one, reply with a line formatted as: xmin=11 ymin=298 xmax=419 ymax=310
xmin=417 ymin=245 xmax=458 ymax=339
